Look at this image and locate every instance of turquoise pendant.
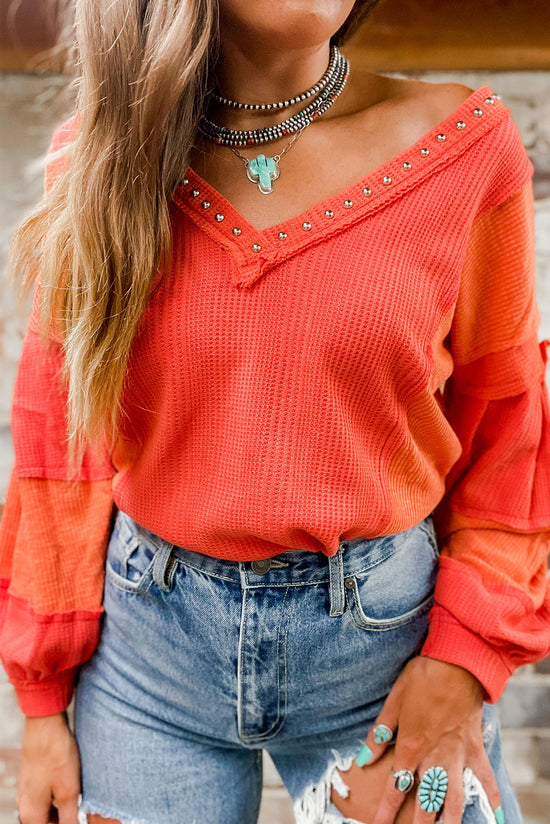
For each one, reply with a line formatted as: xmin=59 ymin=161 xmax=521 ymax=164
xmin=247 ymin=154 xmax=280 ymax=194
xmin=418 ymin=766 xmax=448 ymax=814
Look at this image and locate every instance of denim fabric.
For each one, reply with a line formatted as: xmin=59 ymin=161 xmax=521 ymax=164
xmin=74 ymin=509 xmax=521 ymax=824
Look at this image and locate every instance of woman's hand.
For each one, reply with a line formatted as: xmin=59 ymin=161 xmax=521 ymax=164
xmin=17 ymin=711 xmax=81 ymax=824
xmin=332 ymin=746 xmax=419 ymax=823
xmin=336 ymin=657 xmax=502 ymax=824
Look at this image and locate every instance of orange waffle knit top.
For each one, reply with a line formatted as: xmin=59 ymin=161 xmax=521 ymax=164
xmin=1 ymin=85 xmax=549 ymax=716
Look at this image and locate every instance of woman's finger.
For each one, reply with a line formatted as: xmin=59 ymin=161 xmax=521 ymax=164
xmin=356 ymin=687 xmax=402 ymax=767
xmin=57 ymin=806 xmax=79 ymax=824
xmin=413 ymin=756 xmax=462 ymax=824
xmin=371 ymin=758 xmax=418 ymax=824
xmin=468 ymin=748 xmax=503 ymax=822
xmin=57 ymin=795 xmax=81 ymax=824
xmin=17 ymin=791 xmax=51 ymax=824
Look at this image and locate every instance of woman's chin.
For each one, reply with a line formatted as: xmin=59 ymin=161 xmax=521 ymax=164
xmin=217 ymin=0 xmax=356 ymax=49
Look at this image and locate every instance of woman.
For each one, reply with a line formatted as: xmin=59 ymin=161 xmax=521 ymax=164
xmin=1 ymin=1 xmax=549 ymax=822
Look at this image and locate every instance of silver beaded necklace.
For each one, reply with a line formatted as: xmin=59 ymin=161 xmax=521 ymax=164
xmin=199 ymin=45 xmax=350 ymax=194
xmin=211 ymin=44 xmax=340 ymax=111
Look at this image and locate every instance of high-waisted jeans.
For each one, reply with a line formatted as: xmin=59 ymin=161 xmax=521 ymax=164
xmin=74 ymin=508 xmax=521 ymax=824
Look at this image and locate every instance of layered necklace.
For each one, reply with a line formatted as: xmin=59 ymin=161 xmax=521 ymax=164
xmin=198 ymin=45 xmax=350 ymax=194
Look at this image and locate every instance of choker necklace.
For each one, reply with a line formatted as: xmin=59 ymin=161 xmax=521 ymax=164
xmin=211 ymin=44 xmax=340 ymax=111
xmin=198 ymin=45 xmax=350 ymax=194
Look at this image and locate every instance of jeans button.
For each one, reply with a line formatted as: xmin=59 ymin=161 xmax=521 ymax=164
xmin=251 ymin=559 xmax=271 ymax=575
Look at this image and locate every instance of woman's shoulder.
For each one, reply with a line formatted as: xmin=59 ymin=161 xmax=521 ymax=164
xmin=351 ymin=72 xmax=530 ymax=204
xmin=347 ymin=70 xmax=477 ymax=155
xmin=387 ymin=73 xmax=476 ymax=124
xmin=400 ymin=77 xmax=533 ymax=211
xmin=395 ymin=76 xmax=476 ymax=115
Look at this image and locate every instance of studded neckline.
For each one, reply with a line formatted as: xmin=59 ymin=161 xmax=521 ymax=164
xmin=172 ymin=85 xmax=509 ymax=288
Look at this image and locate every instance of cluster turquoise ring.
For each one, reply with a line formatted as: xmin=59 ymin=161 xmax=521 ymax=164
xmin=418 ymin=765 xmax=449 ymax=813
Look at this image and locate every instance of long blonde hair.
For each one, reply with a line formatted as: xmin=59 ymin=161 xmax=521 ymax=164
xmin=7 ymin=0 xmax=382 ymax=477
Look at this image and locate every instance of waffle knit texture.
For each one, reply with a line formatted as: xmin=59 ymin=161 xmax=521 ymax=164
xmin=1 ymin=85 xmax=549 ymax=716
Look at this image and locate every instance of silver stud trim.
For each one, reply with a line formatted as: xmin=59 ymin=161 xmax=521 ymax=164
xmin=437 ymin=134 xmax=446 ymax=142
xmin=493 ymin=93 xmax=501 ymax=100
xmin=473 ymin=108 xmax=483 ymax=117
xmin=183 ymin=178 xmax=189 ymax=185
xmin=324 ymin=209 xmax=334 ymax=218
xmin=201 ymin=200 xmax=211 ymax=209
xmin=344 ymin=199 xmax=353 ymax=208
xmin=215 ymin=213 xmax=224 ymax=222
xmin=485 ymin=97 xmax=495 ymax=105
xmin=302 ymin=221 xmax=312 ymax=230
xmin=252 ymin=243 xmax=262 ymax=251
xmin=420 ymin=148 xmax=429 ymax=157
xmin=403 ymin=162 xmax=412 ymax=170
xmin=278 ymin=231 xmax=287 ymax=239
xmin=362 ymin=187 xmax=372 ymax=196
xmin=191 ymin=189 xmax=200 ymax=197
xmin=232 ymin=227 xmax=242 ymax=235
xmin=382 ymin=176 xmax=392 ymax=185
xmin=456 ymin=121 xmax=466 ymax=130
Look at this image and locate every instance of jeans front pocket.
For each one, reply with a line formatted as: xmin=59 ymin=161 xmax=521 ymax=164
xmin=346 ymin=516 xmax=439 ymax=631
xmin=105 ymin=516 xmax=157 ymax=595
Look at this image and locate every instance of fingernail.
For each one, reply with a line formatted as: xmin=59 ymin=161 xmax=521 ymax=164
xmin=356 ymin=744 xmax=373 ymax=766
xmin=495 ymin=807 xmax=505 ymax=824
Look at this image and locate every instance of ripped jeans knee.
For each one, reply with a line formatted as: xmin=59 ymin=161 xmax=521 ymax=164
xmin=293 ymin=750 xmax=361 ymax=824
xmin=78 ymin=799 xmax=149 ymax=824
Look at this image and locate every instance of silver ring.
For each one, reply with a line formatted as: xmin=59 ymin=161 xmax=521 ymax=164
xmin=391 ymin=768 xmax=415 ymax=793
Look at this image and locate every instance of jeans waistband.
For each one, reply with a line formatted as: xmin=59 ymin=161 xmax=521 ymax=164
xmin=114 ymin=509 xmax=436 ymax=617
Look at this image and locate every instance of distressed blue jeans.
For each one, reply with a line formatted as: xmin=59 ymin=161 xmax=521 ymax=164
xmin=74 ymin=508 xmax=521 ymax=824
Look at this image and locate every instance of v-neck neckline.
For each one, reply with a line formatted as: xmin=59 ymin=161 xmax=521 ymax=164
xmin=172 ymin=85 xmax=508 ymax=288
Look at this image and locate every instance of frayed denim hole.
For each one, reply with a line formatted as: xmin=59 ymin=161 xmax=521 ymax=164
xmin=78 ymin=796 xmax=151 ymax=824
xmin=293 ymin=763 xmax=496 ymax=824
xmin=462 ymin=767 xmax=495 ymax=824
xmin=293 ymin=749 xmax=356 ymax=824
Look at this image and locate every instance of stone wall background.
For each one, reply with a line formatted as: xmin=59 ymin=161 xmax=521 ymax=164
xmin=0 ymin=70 xmax=549 ymax=823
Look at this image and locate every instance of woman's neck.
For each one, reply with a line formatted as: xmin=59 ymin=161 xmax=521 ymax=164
xmin=211 ymin=39 xmax=335 ymax=131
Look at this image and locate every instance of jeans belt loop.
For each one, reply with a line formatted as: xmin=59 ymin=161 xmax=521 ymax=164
xmin=152 ymin=542 xmax=176 ymax=592
xmin=328 ymin=543 xmax=345 ymax=617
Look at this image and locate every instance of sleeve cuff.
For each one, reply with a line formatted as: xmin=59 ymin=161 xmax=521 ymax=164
xmin=12 ymin=671 xmax=76 ymax=717
xmin=421 ymin=604 xmax=513 ymax=703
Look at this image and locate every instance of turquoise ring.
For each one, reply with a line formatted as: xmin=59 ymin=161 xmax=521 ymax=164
xmin=373 ymin=723 xmax=394 ymax=744
xmin=391 ymin=768 xmax=415 ymax=793
xmin=418 ymin=765 xmax=448 ymax=813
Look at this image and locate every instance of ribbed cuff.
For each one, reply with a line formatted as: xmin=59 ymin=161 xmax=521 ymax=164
xmin=12 ymin=671 xmax=75 ymax=717
xmin=421 ymin=605 xmax=513 ymax=703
